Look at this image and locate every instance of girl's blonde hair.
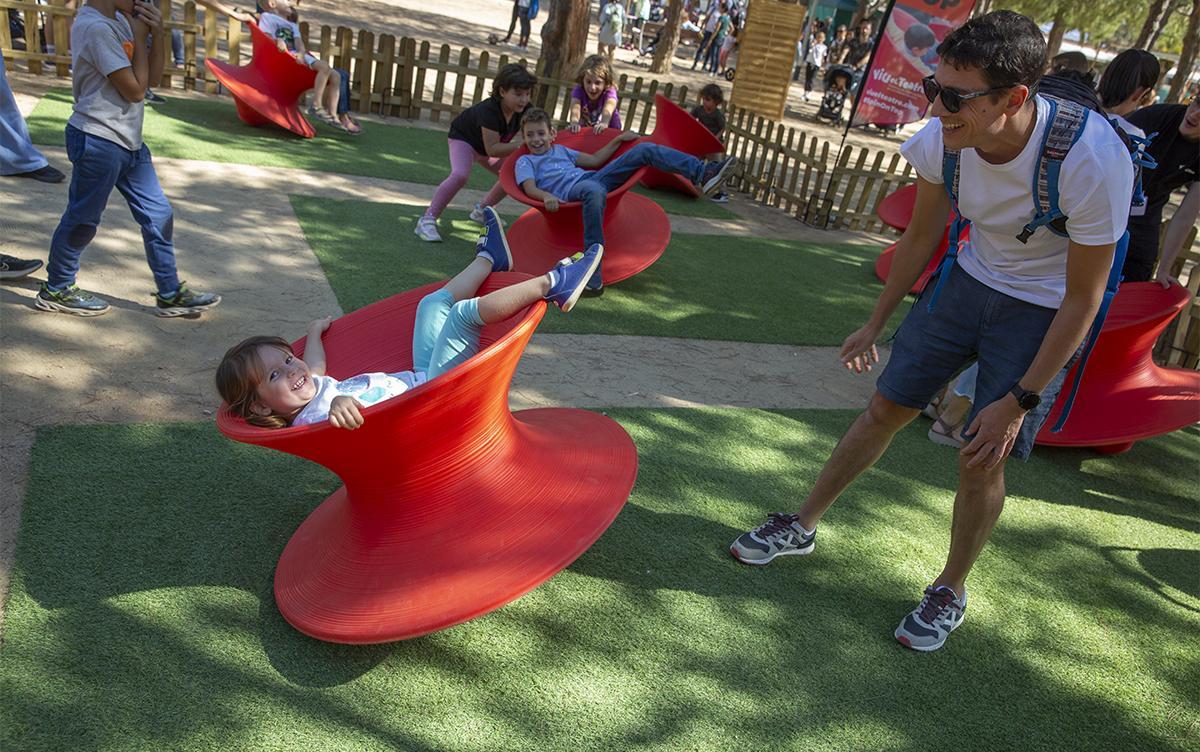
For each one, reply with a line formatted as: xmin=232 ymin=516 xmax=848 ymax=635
xmin=576 ymin=54 xmax=616 ymax=90
xmin=215 ymin=335 xmax=295 ymax=429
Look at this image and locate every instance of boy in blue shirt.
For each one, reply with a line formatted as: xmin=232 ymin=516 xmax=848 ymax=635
xmin=37 ymin=0 xmax=220 ymax=317
xmin=515 ymin=107 xmax=735 ymax=290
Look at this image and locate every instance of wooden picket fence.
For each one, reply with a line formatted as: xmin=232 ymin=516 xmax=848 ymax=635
xmin=4 ymin=0 xmax=1197 ymax=366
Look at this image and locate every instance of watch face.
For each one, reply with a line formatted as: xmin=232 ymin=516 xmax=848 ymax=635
xmin=1019 ymin=392 xmax=1041 ymax=410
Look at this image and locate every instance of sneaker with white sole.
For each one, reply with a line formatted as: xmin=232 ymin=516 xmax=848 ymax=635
xmin=696 ymin=156 xmax=738 ymax=196
xmin=475 ymin=207 xmax=513 ymax=272
xmin=154 ymin=284 xmax=221 ymax=317
xmin=35 ymin=282 xmax=110 ymax=316
xmin=545 ymin=244 xmax=603 ymax=312
xmin=729 ymin=512 xmax=815 ymax=565
xmin=894 ymin=585 xmax=967 ymax=652
xmin=469 ymin=203 xmax=488 ymax=224
xmin=414 ymin=215 xmax=442 ymax=242
xmin=1 ymin=255 xmax=44 ymax=279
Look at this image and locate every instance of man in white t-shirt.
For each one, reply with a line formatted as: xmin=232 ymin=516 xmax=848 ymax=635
xmin=730 ymin=12 xmax=1133 ymax=651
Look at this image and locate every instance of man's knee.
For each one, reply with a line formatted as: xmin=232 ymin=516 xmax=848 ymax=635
xmin=957 ymin=453 xmax=1006 ymax=495
xmin=864 ymin=391 xmax=920 ymax=430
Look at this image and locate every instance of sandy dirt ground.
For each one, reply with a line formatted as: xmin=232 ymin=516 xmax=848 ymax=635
xmin=0 ymin=53 xmax=894 ymax=632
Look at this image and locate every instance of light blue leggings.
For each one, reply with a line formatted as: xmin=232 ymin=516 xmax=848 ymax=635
xmin=412 ymin=289 xmax=485 ymax=380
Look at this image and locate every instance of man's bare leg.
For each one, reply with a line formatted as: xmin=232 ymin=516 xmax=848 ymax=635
xmin=932 ymin=456 xmax=1007 ymax=595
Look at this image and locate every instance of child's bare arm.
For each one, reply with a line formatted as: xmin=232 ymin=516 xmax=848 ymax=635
xmin=520 ymin=179 xmax=560 ymax=211
xmin=481 ymin=127 xmax=524 ymax=157
xmin=574 ymin=131 xmax=638 ymax=168
xmin=304 ymin=317 xmax=333 ymax=376
xmin=567 ymin=101 xmax=583 ymax=132
xmin=328 ymin=396 xmax=365 ymax=430
xmin=597 ymin=98 xmax=618 ymax=133
xmin=194 ymin=0 xmax=255 ymax=23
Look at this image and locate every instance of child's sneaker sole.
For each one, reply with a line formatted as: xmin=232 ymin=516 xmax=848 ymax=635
xmin=34 ymin=297 xmax=109 ymax=316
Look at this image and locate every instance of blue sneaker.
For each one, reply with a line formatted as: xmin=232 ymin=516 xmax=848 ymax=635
xmin=546 ymin=244 xmax=603 ymax=312
xmin=894 ymin=585 xmax=967 ymax=652
xmin=696 ymin=156 xmax=738 ymax=196
xmin=35 ymin=283 xmax=110 ymax=317
xmin=584 ymin=266 xmax=604 ymax=294
xmin=475 ymin=206 xmax=513 ymax=272
xmin=729 ymin=512 xmax=815 ymax=565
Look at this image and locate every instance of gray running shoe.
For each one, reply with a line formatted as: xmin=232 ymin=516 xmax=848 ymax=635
xmin=894 ymin=585 xmax=967 ymax=652
xmin=729 ymin=512 xmax=815 ymax=565
xmin=35 ymin=283 xmax=110 ymax=316
xmin=155 ymin=283 xmax=221 ymax=317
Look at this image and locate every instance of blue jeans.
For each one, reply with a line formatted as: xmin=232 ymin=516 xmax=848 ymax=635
xmin=566 ymin=142 xmax=704 ymax=250
xmin=876 ymin=263 xmax=1074 ymax=460
xmin=693 ymin=31 xmax=713 ymax=66
xmin=335 ymin=67 xmax=351 ymax=115
xmin=47 ymin=125 xmax=180 ymax=296
xmin=705 ymin=34 xmax=725 ymax=73
xmin=412 ymin=289 xmax=484 ymax=380
xmin=0 ymin=52 xmax=48 ymax=174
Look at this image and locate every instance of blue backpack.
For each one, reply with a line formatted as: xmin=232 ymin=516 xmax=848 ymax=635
xmin=927 ymin=94 xmax=1156 ymax=432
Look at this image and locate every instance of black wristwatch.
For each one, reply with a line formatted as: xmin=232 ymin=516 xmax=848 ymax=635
xmin=1010 ymin=383 xmax=1041 ymax=411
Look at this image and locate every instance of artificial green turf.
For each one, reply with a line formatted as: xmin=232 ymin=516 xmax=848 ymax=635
xmin=290 ymin=196 xmax=904 ymax=346
xmin=25 ymin=89 xmax=732 ymax=219
xmin=2 ymin=414 xmax=1197 ymax=751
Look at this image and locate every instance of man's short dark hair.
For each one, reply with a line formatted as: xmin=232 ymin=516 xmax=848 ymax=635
xmin=520 ymin=107 xmax=552 ymax=130
xmin=936 ymin=10 xmax=1046 ymax=90
xmin=493 ymin=63 xmax=537 ymax=98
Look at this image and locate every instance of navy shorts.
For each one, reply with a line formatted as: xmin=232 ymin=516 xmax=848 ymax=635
xmin=876 ymin=263 xmax=1074 ymax=461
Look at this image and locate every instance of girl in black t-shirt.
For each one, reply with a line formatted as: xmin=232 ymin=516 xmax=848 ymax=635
xmin=417 ymin=64 xmax=537 ymax=242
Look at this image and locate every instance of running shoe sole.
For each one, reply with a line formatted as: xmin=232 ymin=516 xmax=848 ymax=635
xmin=894 ymin=613 xmax=964 ymax=652
xmin=34 ymin=297 xmax=109 ymax=317
xmin=156 ymin=298 xmax=221 ymax=317
xmin=728 ymin=539 xmax=814 ymax=565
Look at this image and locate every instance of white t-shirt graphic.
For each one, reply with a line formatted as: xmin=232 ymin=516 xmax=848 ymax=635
xmin=899 ymin=95 xmax=1134 ymax=308
xmin=293 ymin=371 xmax=428 ymax=426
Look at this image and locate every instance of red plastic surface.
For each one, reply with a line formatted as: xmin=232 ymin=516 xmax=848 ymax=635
xmin=877 ymin=184 xmax=917 ymax=231
xmin=874 ymin=230 xmax=951 ymax=294
xmin=1036 ymin=281 xmax=1200 ymax=451
xmin=204 ymin=23 xmax=318 ymax=138
xmin=640 ymin=94 xmax=725 ymax=197
xmin=216 ymin=274 xmax=639 ymax=643
xmin=499 ymin=130 xmax=671 ymax=284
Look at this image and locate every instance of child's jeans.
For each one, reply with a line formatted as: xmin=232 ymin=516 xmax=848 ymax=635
xmin=335 ymin=67 xmax=351 ymax=115
xmin=567 ymin=142 xmax=704 ymax=250
xmin=47 ymin=125 xmax=181 ymax=296
xmin=0 ymin=53 xmax=48 ymax=174
xmin=412 ymin=289 xmax=485 ymax=380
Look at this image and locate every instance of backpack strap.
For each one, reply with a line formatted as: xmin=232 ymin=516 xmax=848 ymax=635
xmin=1049 ymin=229 xmax=1129 ymax=432
xmin=1017 ymin=96 xmax=1087 ymax=243
xmin=1126 ymin=130 xmax=1159 ymax=212
xmin=927 ymin=146 xmax=966 ymax=312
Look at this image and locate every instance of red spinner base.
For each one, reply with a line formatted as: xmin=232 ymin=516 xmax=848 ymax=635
xmin=500 ymin=130 xmax=671 ymax=285
xmin=204 ymin=22 xmax=318 ymax=138
xmin=217 ymin=275 xmax=638 ymax=643
xmin=1036 ymin=281 xmax=1200 ymax=454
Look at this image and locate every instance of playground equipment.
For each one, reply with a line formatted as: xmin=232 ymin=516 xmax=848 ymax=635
xmin=639 ymin=94 xmax=725 ymax=198
xmin=217 ymin=275 xmax=639 ymax=643
xmin=499 ymin=130 xmax=671 ymax=285
xmin=874 ymin=183 xmax=951 ymax=294
xmin=1036 ymin=281 xmax=1200 ymax=454
xmin=204 ymin=23 xmax=317 ymax=138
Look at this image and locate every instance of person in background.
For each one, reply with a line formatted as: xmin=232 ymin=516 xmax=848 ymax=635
xmin=691 ymin=82 xmax=730 ymax=203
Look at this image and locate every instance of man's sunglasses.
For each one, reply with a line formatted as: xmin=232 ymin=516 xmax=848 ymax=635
xmin=921 ymin=76 xmax=1014 ymax=113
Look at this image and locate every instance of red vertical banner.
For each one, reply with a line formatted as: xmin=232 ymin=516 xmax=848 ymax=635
xmin=850 ymin=0 xmax=976 ymax=127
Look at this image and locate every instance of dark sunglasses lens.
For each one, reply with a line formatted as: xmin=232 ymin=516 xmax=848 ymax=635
xmin=922 ymin=77 xmax=938 ymax=103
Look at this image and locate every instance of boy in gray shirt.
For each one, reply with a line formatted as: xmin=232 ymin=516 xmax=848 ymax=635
xmin=38 ymin=0 xmax=219 ymax=317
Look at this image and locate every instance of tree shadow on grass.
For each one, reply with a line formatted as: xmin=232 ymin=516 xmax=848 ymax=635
xmin=4 ymin=411 xmax=1198 ymax=750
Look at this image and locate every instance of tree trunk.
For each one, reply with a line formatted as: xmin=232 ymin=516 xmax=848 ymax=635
xmin=1148 ymin=0 xmax=1187 ymax=50
xmin=1045 ymin=11 xmax=1066 ymax=62
xmin=1134 ymin=0 xmax=1170 ymax=49
xmin=850 ymin=0 xmax=871 ymax=28
xmin=650 ymin=0 xmax=684 ymax=74
xmin=1167 ymin=0 xmax=1200 ymax=103
xmin=539 ymin=0 xmax=592 ymax=82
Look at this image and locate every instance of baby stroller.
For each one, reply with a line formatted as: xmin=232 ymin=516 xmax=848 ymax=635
xmin=816 ymin=65 xmax=855 ymax=126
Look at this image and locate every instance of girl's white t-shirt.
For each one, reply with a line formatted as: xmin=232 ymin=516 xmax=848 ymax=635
xmin=899 ymin=95 xmax=1133 ymax=309
xmin=292 ymin=371 xmax=428 ymax=427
